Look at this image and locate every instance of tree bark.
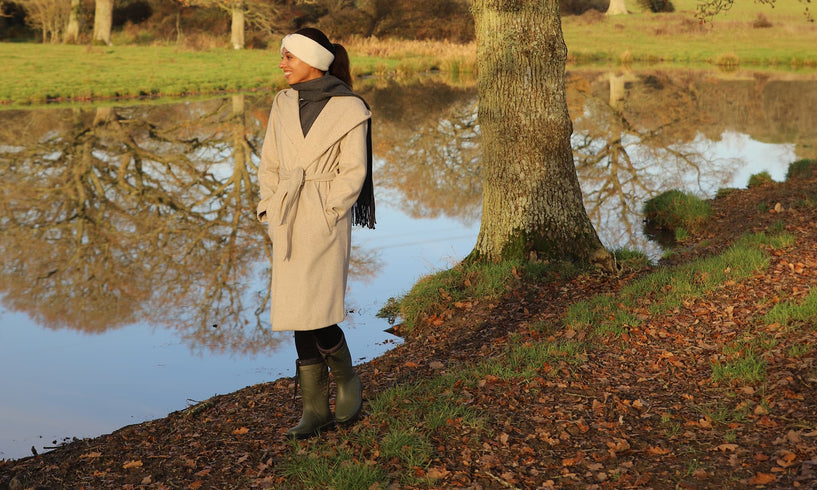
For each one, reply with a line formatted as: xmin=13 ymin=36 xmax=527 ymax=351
xmin=230 ymin=2 xmax=245 ymax=50
xmin=93 ymin=0 xmax=114 ymax=45
xmin=64 ymin=0 xmax=81 ymax=44
xmin=470 ymin=0 xmax=613 ymax=269
xmin=606 ymin=0 xmax=629 ymax=16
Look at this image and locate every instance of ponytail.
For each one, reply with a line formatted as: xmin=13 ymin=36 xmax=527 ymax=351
xmin=329 ymin=44 xmax=353 ymax=88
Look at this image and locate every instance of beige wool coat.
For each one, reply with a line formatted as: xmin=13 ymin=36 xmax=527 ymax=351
xmin=256 ymin=88 xmax=371 ymax=331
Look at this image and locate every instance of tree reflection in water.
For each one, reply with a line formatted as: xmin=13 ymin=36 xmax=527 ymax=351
xmin=0 ymin=94 xmax=382 ymax=356
xmin=1 ymin=69 xmax=815 ymax=355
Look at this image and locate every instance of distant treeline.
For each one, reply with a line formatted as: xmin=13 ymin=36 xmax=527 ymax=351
xmin=0 ymin=0 xmax=609 ymax=46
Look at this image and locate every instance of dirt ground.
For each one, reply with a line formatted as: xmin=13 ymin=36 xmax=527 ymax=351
xmin=2 ymin=171 xmax=816 ymax=489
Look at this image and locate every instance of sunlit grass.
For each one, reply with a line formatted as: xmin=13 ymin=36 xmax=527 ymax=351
xmin=711 ymin=347 xmax=767 ymax=384
xmin=3 ymin=0 xmax=817 ymax=107
xmin=764 ymin=288 xmax=817 ymax=328
xmin=565 ymin=230 xmax=786 ymax=336
xmin=562 ymin=0 xmax=817 ymax=67
xmin=280 ymin=447 xmax=386 ymax=490
xmin=0 ymin=43 xmax=285 ymax=105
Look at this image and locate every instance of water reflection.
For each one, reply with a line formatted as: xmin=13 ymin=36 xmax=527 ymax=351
xmin=567 ymin=69 xmax=815 ymax=256
xmin=1 ymin=69 xmax=816 ymax=459
xmin=0 ymin=95 xmax=384 ymax=356
xmin=2 ymin=70 xmax=816 ymax=349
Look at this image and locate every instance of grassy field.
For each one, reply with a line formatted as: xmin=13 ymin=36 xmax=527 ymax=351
xmin=1 ymin=0 xmax=815 ymax=106
xmin=563 ymin=0 xmax=817 ymax=66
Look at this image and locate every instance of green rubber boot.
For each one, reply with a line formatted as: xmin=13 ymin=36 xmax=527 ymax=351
xmin=286 ymin=358 xmax=334 ymax=440
xmin=319 ymin=334 xmax=363 ymax=425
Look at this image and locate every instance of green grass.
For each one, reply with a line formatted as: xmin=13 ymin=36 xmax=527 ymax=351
xmin=614 ymin=248 xmax=653 ymax=269
xmin=711 ymin=347 xmax=767 ymax=384
xmin=764 ymin=287 xmax=817 ymax=328
xmin=281 ymin=447 xmax=386 ymax=490
xmin=747 ymin=171 xmax=774 ymax=188
xmin=786 ymin=159 xmax=817 ymax=180
xmin=377 ymin=260 xmax=520 ymax=333
xmin=481 ymin=335 xmax=588 ymax=379
xmin=565 ymin=230 xmax=790 ymax=336
xmin=378 ymin=258 xmax=584 ymax=334
xmin=3 ymin=0 xmax=817 ymax=106
xmin=643 ymin=189 xmax=712 ymax=234
xmin=0 ymin=44 xmax=287 ymax=105
xmin=0 ymin=42 xmax=456 ymax=106
xmin=562 ymin=0 xmax=817 ymax=67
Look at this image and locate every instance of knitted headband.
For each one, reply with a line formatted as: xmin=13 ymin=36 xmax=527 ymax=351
xmin=280 ymin=33 xmax=335 ymax=71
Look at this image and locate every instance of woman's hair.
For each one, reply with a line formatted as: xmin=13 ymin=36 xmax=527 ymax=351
xmin=292 ymin=27 xmax=353 ymax=88
xmin=329 ymin=44 xmax=352 ymax=88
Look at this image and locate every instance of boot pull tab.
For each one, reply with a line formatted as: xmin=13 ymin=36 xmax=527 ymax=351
xmin=292 ymin=360 xmax=301 ymax=407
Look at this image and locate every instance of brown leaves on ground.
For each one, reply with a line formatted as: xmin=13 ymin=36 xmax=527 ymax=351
xmin=1 ymin=174 xmax=816 ymax=488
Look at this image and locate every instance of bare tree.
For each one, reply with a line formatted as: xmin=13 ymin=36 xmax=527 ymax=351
xmin=179 ymin=0 xmax=283 ymax=49
xmin=606 ymin=0 xmax=628 ymax=15
xmin=93 ymin=0 xmax=113 ymax=45
xmin=64 ymin=0 xmax=81 ymax=43
xmin=16 ymin=0 xmax=71 ymax=43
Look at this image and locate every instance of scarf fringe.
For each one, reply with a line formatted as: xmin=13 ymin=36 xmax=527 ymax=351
xmin=352 ymin=110 xmax=376 ymax=229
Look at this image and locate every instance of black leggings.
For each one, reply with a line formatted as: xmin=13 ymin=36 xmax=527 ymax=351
xmin=294 ymin=324 xmax=343 ymax=360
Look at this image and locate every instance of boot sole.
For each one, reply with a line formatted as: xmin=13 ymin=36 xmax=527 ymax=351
xmin=286 ymin=421 xmax=336 ymax=440
xmin=335 ymin=407 xmax=363 ymax=427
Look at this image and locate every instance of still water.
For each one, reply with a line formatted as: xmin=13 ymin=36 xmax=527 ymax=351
xmin=1 ymin=68 xmax=815 ymax=460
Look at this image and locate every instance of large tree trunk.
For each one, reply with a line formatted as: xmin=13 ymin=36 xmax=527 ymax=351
xmin=471 ymin=0 xmax=613 ymax=269
xmin=64 ymin=0 xmax=81 ymax=44
xmin=93 ymin=0 xmax=114 ymax=45
xmin=606 ymin=0 xmax=629 ymax=15
xmin=230 ymin=2 xmax=245 ymax=50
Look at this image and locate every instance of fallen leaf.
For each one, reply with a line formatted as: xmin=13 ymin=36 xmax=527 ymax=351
xmin=426 ymin=467 xmax=451 ymax=479
xmin=748 ymin=472 xmax=776 ymax=484
xmin=714 ymin=444 xmax=739 ymax=452
xmin=647 ymin=446 xmax=672 ymax=456
xmin=561 ymin=452 xmax=584 ymax=466
xmin=232 ymin=427 xmax=249 ymax=435
xmin=776 ymin=450 xmax=797 ymax=468
xmin=122 ymin=460 xmax=143 ymax=470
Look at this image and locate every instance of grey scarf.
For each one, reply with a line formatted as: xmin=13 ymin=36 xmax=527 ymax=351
xmin=290 ymin=75 xmax=376 ymax=229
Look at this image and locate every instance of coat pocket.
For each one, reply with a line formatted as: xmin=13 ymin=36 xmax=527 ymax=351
xmin=315 ymin=188 xmax=334 ymax=234
xmin=272 ymin=223 xmax=290 ymax=259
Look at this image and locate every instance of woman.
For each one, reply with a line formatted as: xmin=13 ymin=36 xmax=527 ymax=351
xmin=256 ymin=27 xmax=375 ymax=440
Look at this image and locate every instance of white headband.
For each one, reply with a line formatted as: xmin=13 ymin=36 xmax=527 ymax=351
xmin=281 ymin=33 xmax=335 ymax=71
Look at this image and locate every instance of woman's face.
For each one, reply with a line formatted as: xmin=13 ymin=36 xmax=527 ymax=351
xmin=279 ymin=48 xmax=323 ymax=84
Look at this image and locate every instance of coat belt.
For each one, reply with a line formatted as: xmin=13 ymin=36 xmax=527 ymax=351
xmin=276 ymin=167 xmax=336 ymax=260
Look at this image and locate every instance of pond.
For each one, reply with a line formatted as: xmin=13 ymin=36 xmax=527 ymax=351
xmin=1 ymin=68 xmax=816 ymax=460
